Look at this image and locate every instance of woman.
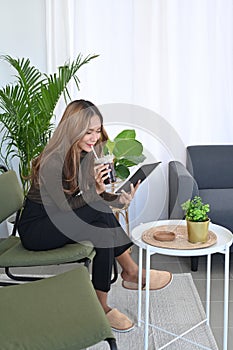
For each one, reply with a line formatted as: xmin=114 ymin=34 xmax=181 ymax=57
xmin=18 ymin=99 xmax=172 ymax=332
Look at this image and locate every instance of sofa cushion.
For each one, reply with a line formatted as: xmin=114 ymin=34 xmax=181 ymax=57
xmin=200 ymin=188 xmax=233 ymax=232
xmin=187 ymin=145 xmax=233 ymax=189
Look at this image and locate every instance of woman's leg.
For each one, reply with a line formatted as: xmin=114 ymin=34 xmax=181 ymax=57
xmin=91 ymin=246 xmax=115 ymax=293
xmin=95 ymin=290 xmax=111 ymax=313
xmin=92 ymin=244 xmax=135 ymax=332
xmin=116 ymin=249 xmax=139 ymax=283
xmin=91 ymin=232 xmax=131 ymax=295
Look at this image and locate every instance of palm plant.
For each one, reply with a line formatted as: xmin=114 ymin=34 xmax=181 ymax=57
xmin=0 ymin=53 xmax=98 ymax=194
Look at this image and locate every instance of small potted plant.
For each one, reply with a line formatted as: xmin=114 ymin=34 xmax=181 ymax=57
xmin=181 ymin=196 xmax=210 ymax=243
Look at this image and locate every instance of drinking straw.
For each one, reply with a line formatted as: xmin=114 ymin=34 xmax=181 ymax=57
xmin=91 ymin=145 xmax=99 ymax=160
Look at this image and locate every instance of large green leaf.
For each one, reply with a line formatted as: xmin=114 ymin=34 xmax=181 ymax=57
xmin=115 ymin=163 xmax=130 ymax=180
xmin=114 ymin=129 xmax=136 ymax=141
xmin=115 ymin=158 xmax=137 ymax=167
xmin=113 ymin=139 xmax=143 ymax=158
xmin=105 ymin=139 xmax=115 ymax=154
xmin=116 ymin=154 xmax=146 ymax=167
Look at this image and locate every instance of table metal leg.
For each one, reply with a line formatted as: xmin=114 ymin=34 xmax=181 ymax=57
xmin=206 ymin=254 xmax=211 ymax=325
xmin=223 ymin=246 xmax=230 ymax=350
xmin=144 ymin=245 xmax=151 ymax=350
xmin=138 ymin=247 xmax=143 ymax=327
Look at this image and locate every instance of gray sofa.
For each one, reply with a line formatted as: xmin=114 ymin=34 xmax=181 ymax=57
xmin=169 ymin=145 xmax=233 ymax=270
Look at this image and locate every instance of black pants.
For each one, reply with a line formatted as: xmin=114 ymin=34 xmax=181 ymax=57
xmin=18 ymin=199 xmax=133 ymax=292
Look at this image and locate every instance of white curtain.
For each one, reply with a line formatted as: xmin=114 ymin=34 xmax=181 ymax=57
xmin=45 ymin=0 xmax=233 ymax=145
xmin=45 ymin=0 xmax=233 ymax=222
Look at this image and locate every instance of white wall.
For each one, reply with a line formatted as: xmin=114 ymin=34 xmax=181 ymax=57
xmin=0 ymin=0 xmax=47 ymax=86
xmin=0 ymin=0 xmax=47 ymax=236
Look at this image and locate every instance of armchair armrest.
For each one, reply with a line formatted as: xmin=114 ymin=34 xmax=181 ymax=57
xmin=168 ymin=161 xmax=199 ymax=219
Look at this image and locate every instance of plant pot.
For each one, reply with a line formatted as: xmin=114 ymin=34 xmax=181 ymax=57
xmin=186 ymin=219 xmax=210 ymax=243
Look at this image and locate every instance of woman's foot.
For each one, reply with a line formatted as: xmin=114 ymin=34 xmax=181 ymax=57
xmin=121 ymin=268 xmax=139 ymax=284
xmin=106 ymin=308 xmax=135 ymax=333
xmin=121 ymin=269 xmax=173 ymax=291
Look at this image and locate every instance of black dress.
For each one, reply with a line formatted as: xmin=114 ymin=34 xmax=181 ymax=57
xmin=18 ymin=152 xmax=132 ymax=292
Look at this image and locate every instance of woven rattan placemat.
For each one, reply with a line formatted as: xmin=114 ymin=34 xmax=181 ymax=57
xmin=142 ymin=225 xmax=217 ymax=250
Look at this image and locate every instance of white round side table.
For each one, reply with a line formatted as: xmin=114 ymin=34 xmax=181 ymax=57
xmin=131 ymin=219 xmax=233 ymax=350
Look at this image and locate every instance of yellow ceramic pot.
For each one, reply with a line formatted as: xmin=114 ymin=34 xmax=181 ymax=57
xmin=186 ymin=219 xmax=210 ymax=243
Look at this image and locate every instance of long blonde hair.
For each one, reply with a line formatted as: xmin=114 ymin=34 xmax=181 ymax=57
xmin=31 ymin=99 xmax=108 ymax=194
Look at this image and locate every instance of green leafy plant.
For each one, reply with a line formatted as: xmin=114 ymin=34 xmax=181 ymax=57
xmin=104 ymin=129 xmax=146 ymax=180
xmin=181 ymin=196 xmax=210 ymax=222
xmin=0 ymin=53 xmax=98 ymax=194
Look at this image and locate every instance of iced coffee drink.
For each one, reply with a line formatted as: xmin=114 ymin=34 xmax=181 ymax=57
xmin=95 ymin=155 xmax=116 ymax=184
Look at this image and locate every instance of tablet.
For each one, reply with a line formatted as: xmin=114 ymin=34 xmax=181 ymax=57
xmin=115 ymin=162 xmax=161 ymax=194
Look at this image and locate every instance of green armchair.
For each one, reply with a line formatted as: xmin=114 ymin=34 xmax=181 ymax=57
xmin=0 ymin=168 xmax=96 ymax=285
xmin=0 ymin=267 xmax=117 ymax=349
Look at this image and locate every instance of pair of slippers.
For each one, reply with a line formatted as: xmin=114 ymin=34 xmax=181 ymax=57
xmin=122 ymin=269 xmax=173 ymax=291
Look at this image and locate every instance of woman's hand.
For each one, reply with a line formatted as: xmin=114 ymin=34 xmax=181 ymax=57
xmin=118 ymin=180 xmax=141 ymax=206
xmin=94 ymin=163 xmax=110 ymax=194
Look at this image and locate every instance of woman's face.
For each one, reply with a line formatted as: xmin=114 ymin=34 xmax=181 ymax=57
xmin=78 ymin=115 xmax=102 ymax=152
